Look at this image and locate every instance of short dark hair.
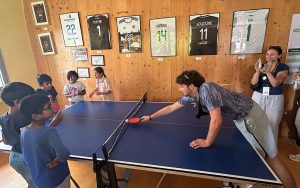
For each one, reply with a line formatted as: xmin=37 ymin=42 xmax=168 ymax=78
xmin=176 ymin=70 xmax=205 ymax=87
xmin=94 ymin=67 xmax=107 ymax=77
xmin=67 ymin=71 xmax=79 ymax=81
xmin=37 ymin=74 xmax=52 ymax=85
xmin=20 ymin=94 xmax=50 ymax=120
xmin=0 ymin=82 xmax=34 ymax=106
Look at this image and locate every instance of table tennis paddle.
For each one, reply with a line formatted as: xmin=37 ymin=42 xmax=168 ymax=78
xmin=125 ymin=117 xmax=141 ymax=123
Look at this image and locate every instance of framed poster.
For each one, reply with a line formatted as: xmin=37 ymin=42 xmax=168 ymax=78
xmin=87 ymin=14 xmax=111 ymax=50
xmin=60 ymin=12 xmax=84 ymax=47
xmin=150 ymin=17 xmax=176 ymax=57
xmin=31 ymin=1 xmax=48 ymax=26
xmin=77 ymin=67 xmax=90 ymax=78
xmin=72 ymin=48 xmax=88 ymax=61
xmin=189 ymin=13 xmax=219 ymax=55
xmin=116 ymin=16 xmax=142 ymax=53
xmin=91 ymin=55 xmax=105 ymax=66
xmin=230 ymin=8 xmax=269 ymax=54
xmin=38 ymin=33 xmax=55 ymax=55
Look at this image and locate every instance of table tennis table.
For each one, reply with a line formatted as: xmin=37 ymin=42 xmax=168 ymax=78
xmin=0 ymin=94 xmax=282 ymax=187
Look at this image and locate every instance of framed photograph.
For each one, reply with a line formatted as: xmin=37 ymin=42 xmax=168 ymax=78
xmin=60 ymin=12 xmax=84 ymax=47
xmin=38 ymin=33 xmax=55 ymax=55
xmin=31 ymin=1 xmax=48 ymax=26
xmin=87 ymin=14 xmax=111 ymax=50
xmin=72 ymin=48 xmax=88 ymax=62
xmin=230 ymin=8 xmax=269 ymax=54
xmin=189 ymin=13 xmax=219 ymax=55
xmin=116 ymin=15 xmax=142 ymax=53
xmin=91 ymin=55 xmax=105 ymax=66
xmin=150 ymin=17 xmax=176 ymax=57
xmin=77 ymin=67 xmax=90 ymax=78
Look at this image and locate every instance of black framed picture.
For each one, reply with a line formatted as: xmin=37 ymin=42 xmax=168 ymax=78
xmin=116 ymin=15 xmax=142 ymax=53
xmin=77 ymin=67 xmax=90 ymax=78
xmin=91 ymin=55 xmax=105 ymax=66
xmin=150 ymin=17 xmax=176 ymax=57
xmin=37 ymin=33 xmax=55 ymax=55
xmin=230 ymin=8 xmax=269 ymax=54
xmin=189 ymin=13 xmax=220 ymax=55
xmin=31 ymin=1 xmax=48 ymax=26
xmin=87 ymin=14 xmax=111 ymax=50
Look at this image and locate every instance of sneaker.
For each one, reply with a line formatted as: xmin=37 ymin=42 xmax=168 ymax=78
xmin=289 ymin=154 xmax=300 ymax=162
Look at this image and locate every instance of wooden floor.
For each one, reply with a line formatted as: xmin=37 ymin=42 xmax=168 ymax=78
xmin=0 ymin=137 xmax=299 ymax=188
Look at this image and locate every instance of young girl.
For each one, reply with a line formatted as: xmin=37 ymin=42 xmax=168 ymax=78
xmin=89 ymin=67 xmax=115 ymax=101
xmin=63 ymin=71 xmax=86 ymax=105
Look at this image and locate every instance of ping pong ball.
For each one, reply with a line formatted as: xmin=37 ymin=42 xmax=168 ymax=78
xmin=125 ymin=119 xmax=128 ymax=123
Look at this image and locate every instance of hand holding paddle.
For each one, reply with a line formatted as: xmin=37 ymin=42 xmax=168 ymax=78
xmin=125 ymin=117 xmax=141 ymax=124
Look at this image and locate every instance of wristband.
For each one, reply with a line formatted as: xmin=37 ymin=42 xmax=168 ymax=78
xmin=149 ymin=115 xmax=152 ymax=120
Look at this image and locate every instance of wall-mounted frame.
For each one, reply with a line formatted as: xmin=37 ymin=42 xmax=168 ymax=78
xmin=60 ymin=12 xmax=84 ymax=47
xmin=150 ymin=17 xmax=176 ymax=57
xmin=77 ymin=67 xmax=90 ymax=78
xmin=31 ymin=1 xmax=48 ymax=26
xmin=189 ymin=13 xmax=219 ymax=55
xmin=230 ymin=8 xmax=269 ymax=54
xmin=72 ymin=48 xmax=88 ymax=62
xmin=116 ymin=15 xmax=142 ymax=53
xmin=87 ymin=14 xmax=112 ymax=50
xmin=91 ymin=55 xmax=105 ymax=66
xmin=38 ymin=33 xmax=55 ymax=55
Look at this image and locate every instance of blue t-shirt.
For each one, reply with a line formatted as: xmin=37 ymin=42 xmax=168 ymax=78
xmin=0 ymin=111 xmax=30 ymax=153
xmin=178 ymin=82 xmax=253 ymax=120
xmin=20 ymin=126 xmax=70 ymax=188
xmin=254 ymin=63 xmax=289 ymax=95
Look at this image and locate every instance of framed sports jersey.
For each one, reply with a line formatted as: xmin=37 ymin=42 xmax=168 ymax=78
xmin=38 ymin=33 xmax=55 ymax=55
xmin=230 ymin=9 xmax=269 ymax=54
xmin=116 ymin=16 xmax=142 ymax=53
xmin=87 ymin=14 xmax=111 ymax=50
xmin=150 ymin=17 xmax=176 ymax=57
xmin=31 ymin=1 xmax=48 ymax=26
xmin=189 ymin=13 xmax=219 ymax=55
xmin=60 ymin=12 xmax=84 ymax=47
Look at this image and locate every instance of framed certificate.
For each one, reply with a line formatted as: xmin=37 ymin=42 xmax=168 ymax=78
xmin=38 ymin=33 xmax=55 ymax=55
xmin=150 ymin=17 xmax=176 ymax=57
xmin=60 ymin=12 xmax=84 ymax=47
xmin=230 ymin=8 xmax=269 ymax=54
xmin=72 ymin=48 xmax=88 ymax=62
xmin=91 ymin=55 xmax=105 ymax=66
xmin=77 ymin=67 xmax=90 ymax=78
xmin=31 ymin=1 xmax=48 ymax=26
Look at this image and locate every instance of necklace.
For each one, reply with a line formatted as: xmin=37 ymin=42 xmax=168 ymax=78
xmin=271 ymin=62 xmax=279 ymax=73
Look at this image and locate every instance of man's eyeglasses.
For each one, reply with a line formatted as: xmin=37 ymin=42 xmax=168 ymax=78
xmin=39 ymin=103 xmax=52 ymax=113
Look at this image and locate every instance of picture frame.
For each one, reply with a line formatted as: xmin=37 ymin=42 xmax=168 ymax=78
xmin=31 ymin=1 xmax=48 ymax=26
xmin=116 ymin=15 xmax=142 ymax=53
xmin=87 ymin=14 xmax=112 ymax=50
xmin=150 ymin=17 xmax=176 ymax=57
xmin=60 ymin=12 xmax=84 ymax=47
xmin=230 ymin=8 xmax=270 ymax=54
xmin=77 ymin=67 xmax=90 ymax=78
xmin=189 ymin=13 xmax=220 ymax=55
xmin=91 ymin=55 xmax=105 ymax=66
xmin=37 ymin=33 xmax=55 ymax=55
xmin=72 ymin=48 xmax=88 ymax=62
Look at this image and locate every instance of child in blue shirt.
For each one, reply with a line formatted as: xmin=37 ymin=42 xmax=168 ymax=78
xmin=0 ymin=82 xmax=36 ymax=188
xmin=20 ymin=94 xmax=70 ymax=188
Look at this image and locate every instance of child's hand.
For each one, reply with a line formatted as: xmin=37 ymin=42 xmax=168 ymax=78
xmin=49 ymin=110 xmax=63 ymax=127
xmin=47 ymin=159 xmax=60 ymax=168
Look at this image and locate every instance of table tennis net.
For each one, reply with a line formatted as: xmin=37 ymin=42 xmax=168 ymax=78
xmin=101 ymin=92 xmax=147 ymax=160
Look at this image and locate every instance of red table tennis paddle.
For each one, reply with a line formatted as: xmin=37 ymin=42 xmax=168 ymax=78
xmin=125 ymin=117 xmax=141 ymax=123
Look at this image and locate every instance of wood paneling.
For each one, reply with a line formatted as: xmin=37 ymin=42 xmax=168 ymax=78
xmin=23 ymin=0 xmax=300 ymax=134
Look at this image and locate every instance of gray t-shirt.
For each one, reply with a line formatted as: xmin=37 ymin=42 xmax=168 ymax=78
xmin=178 ymin=82 xmax=253 ymax=120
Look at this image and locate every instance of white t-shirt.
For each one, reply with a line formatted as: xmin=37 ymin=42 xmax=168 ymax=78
xmin=96 ymin=77 xmax=115 ymax=101
xmin=63 ymin=81 xmax=85 ymax=103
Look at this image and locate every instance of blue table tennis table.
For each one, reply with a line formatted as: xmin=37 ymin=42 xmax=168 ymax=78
xmin=0 ymin=94 xmax=282 ymax=187
xmin=53 ymin=93 xmax=281 ymax=188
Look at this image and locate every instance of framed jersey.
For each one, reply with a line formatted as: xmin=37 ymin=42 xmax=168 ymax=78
xmin=31 ymin=1 xmax=48 ymax=26
xmin=87 ymin=14 xmax=111 ymax=50
xmin=189 ymin=13 xmax=219 ymax=55
xmin=38 ymin=32 xmax=55 ymax=55
xmin=230 ymin=9 xmax=269 ymax=54
xmin=150 ymin=17 xmax=176 ymax=57
xmin=116 ymin=15 xmax=142 ymax=53
xmin=60 ymin=12 xmax=84 ymax=47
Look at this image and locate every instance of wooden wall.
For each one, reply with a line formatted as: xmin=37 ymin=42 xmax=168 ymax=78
xmin=23 ymin=0 xmax=300 ymax=105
